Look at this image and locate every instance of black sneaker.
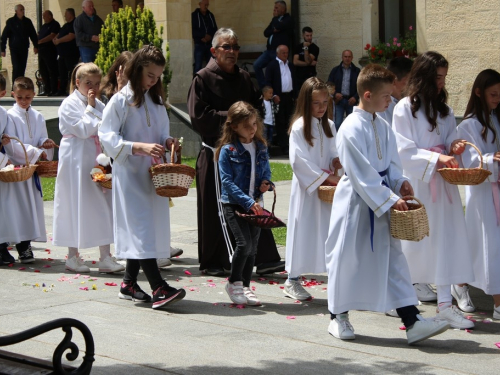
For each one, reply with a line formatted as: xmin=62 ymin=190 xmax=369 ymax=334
xmin=118 ymin=282 xmax=152 ymax=302
xmin=256 ymin=261 xmax=285 ymax=275
xmin=204 ymin=268 xmax=226 ymax=277
xmin=152 ymin=285 xmax=186 ymax=309
xmin=0 ymin=247 xmax=15 ymax=265
xmin=18 ymin=246 xmax=35 ymax=264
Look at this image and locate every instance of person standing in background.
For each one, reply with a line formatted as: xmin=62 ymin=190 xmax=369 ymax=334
xmin=191 ymin=0 xmax=217 ymax=75
xmin=37 ymin=10 xmax=60 ymax=96
xmin=293 ymin=27 xmax=319 ymax=92
xmin=74 ymin=0 xmax=104 ymax=63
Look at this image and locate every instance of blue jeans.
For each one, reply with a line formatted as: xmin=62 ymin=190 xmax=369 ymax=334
xmin=223 ymin=204 xmax=261 ymax=287
xmin=193 ymin=43 xmax=212 ymax=74
xmin=334 ymin=98 xmax=354 ymax=130
xmin=254 ymin=49 xmax=277 ymax=89
xmin=79 ymin=47 xmax=98 ymax=63
xmin=265 ymin=124 xmax=274 ymax=144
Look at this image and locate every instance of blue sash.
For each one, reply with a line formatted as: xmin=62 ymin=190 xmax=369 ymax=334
xmin=33 ymin=172 xmax=43 ymax=198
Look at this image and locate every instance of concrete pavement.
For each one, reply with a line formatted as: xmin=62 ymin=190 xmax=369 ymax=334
xmin=0 ymin=180 xmax=497 ymax=374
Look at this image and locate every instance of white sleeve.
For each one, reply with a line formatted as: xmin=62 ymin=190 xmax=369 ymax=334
xmin=58 ymin=99 xmax=104 ymax=139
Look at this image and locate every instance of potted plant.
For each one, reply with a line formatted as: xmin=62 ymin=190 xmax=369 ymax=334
xmin=361 ymin=26 xmax=417 ymax=66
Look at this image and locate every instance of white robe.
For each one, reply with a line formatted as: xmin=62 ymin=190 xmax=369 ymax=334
xmin=0 ymin=104 xmax=53 ymax=243
xmin=392 ymin=97 xmax=474 ymax=285
xmin=286 ymin=117 xmax=338 ymax=276
xmin=326 ymin=107 xmax=417 ymax=314
xmin=0 ymin=106 xmax=11 ymax=169
xmin=376 ymin=96 xmax=397 ymax=126
xmin=52 ymin=90 xmax=114 ymax=248
xmin=458 ymin=115 xmax=500 ymax=294
xmin=99 ymin=84 xmax=171 ymax=259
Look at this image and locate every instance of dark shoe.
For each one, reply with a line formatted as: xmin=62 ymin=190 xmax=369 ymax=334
xmin=256 ymin=261 xmax=285 ymax=275
xmin=0 ymin=247 xmax=15 ymax=265
xmin=118 ymin=281 xmax=152 ymax=302
xmin=48 ymin=92 xmax=58 ymax=97
xmin=152 ymin=285 xmax=186 ymax=309
xmin=18 ymin=246 xmax=35 ymax=264
xmin=204 ymin=268 xmax=226 ymax=276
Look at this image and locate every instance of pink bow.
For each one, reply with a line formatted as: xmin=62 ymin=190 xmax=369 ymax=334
xmin=426 ymin=144 xmax=453 ymax=204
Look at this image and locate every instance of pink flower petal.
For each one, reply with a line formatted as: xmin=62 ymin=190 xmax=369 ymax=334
xmin=294 ymin=300 xmax=302 ymax=304
xmin=43 ymin=265 xmax=51 ymax=268
xmin=8 ymin=263 xmax=14 ymax=268
xmin=279 ymin=286 xmax=285 ymax=289
xmin=104 ymin=282 xmax=117 ymax=286
xmin=482 ymin=319 xmax=492 ymax=324
xmin=83 ymin=276 xmax=90 ymax=279
xmin=34 ymin=270 xmax=40 ymax=273
xmin=92 ymin=261 xmax=97 ymax=264
xmin=207 ymin=279 xmax=213 ymax=282
xmin=79 ymin=287 xmax=89 ymax=291
xmin=465 ymin=329 xmax=473 ymax=333
xmin=399 ymin=326 xmax=406 ymax=330
xmin=184 ymin=270 xmax=192 ymax=275
xmin=251 ymin=286 xmax=256 ymax=291
xmin=258 ymin=277 xmax=267 ymax=281
xmin=236 ymin=304 xmax=245 ymax=309
xmin=495 ymin=342 xmax=500 ymax=349
xmin=45 ymin=249 xmax=51 ymax=254
xmin=286 ymin=316 xmax=296 ymax=320
xmin=18 ymin=267 xmax=26 ymax=271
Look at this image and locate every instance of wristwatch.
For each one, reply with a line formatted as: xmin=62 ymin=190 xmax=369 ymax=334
xmin=302 ymin=46 xmax=308 ymax=50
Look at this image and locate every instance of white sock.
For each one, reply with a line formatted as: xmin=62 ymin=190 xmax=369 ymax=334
xmin=68 ymin=247 xmax=78 ymax=259
xmin=99 ymin=245 xmax=111 ymax=260
xmin=437 ymin=284 xmax=452 ymax=311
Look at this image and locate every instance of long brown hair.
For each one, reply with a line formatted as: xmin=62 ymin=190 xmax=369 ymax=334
xmin=214 ymin=101 xmax=267 ymax=160
xmin=464 ymin=69 xmax=500 ymax=143
xmin=99 ymin=51 xmax=133 ymax=100
xmin=289 ymin=77 xmax=333 ymax=147
xmin=406 ymin=51 xmax=449 ymax=131
xmin=124 ymin=44 xmax=166 ymax=107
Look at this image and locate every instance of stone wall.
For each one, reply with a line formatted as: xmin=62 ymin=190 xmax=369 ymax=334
xmin=417 ymin=0 xmax=500 ymax=115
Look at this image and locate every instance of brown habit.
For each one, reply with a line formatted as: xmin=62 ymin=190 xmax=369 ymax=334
xmin=187 ymin=58 xmax=281 ymax=270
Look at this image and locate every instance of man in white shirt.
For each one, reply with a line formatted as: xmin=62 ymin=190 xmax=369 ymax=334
xmin=265 ymin=45 xmax=295 ymax=155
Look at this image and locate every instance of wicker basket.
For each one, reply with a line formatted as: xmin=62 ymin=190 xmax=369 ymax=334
xmin=318 ymin=168 xmax=338 ymax=204
xmin=149 ymin=144 xmax=195 ymax=198
xmin=37 ymin=160 xmax=58 ymax=178
xmin=390 ymin=196 xmax=429 ymax=242
xmin=438 ymin=141 xmax=491 ymax=185
xmin=0 ymin=136 xmax=38 ymax=183
xmin=235 ymin=189 xmax=286 ymax=229
xmin=98 ymin=179 xmax=112 ymax=189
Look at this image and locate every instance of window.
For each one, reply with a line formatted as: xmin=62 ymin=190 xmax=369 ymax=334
xmin=379 ymin=0 xmax=416 ymax=42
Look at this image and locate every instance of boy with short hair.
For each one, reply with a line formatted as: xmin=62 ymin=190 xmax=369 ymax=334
xmin=0 ymin=77 xmax=56 ymax=263
xmin=262 ymin=85 xmax=279 ymax=144
xmin=377 ymin=57 xmax=413 ymax=125
xmin=0 ymin=73 xmax=16 ymax=265
xmin=325 ymin=64 xmax=450 ymax=345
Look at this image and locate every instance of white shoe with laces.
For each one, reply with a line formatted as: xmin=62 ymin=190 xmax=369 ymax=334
xmin=225 ymin=281 xmax=247 ymax=304
xmin=436 ymin=305 xmax=474 ymax=329
xmin=451 ymin=284 xmax=476 ymax=313
xmin=169 ymin=247 xmax=183 ymax=258
xmin=99 ymin=255 xmax=125 ymax=273
xmin=413 ymin=283 xmax=437 ymax=302
xmin=283 ymin=279 xmax=311 ymax=301
xmin=328 ymin=314 xmax=355 ymax=340
xmin=157 ymin=258 xmax=172 ymax=268
xmin=385 ymin=309 xmax=399 ymax=317
xmin=65 ymin=255 xmax=90 ymax=273
xmin=243 ymin=287 xmax=261 ymax=306
xmin=406 ymin=314 xmax=450 ymax=345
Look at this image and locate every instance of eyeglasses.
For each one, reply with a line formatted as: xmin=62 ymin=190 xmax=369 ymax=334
xmin=216 ymin=44 xmax=241 ymax=51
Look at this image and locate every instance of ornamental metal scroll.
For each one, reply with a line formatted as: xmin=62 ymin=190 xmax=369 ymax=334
xmin=0 ymin=317 xmax=95 ymax=375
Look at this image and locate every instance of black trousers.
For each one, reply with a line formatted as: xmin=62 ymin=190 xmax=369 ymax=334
xmin=58 ymin=54 xmax=80 ymax=94
xmin=123 ymin=258 xmax=165 ymax=291
xmin=10 ymin=48 xmax=29 ymax=86
xmin=275 ymin=92 xmax=294 ymax=152
xmin=38 ymin=49 xmax=59 ymax=94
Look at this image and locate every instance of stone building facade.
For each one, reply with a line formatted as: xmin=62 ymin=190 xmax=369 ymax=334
xmin=1 ymin=0 xmax=498 ymax=115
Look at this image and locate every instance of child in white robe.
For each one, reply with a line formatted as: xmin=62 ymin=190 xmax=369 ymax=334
xmin=99 ymin=45 xmax=186 ymax=309
xmin=326 ymin=64 xmax=449 ymax=345
xmin=392 ymin=51 xmax=475 ymax=329
xmin=457 ymin=69 xmax=500 ymax=319
xmin=1 ymin=77 xmax=56 ymax=263
xmin=0 ymin=74 xmax=16 ymax=265
xmin=52 ymin=63 xmax=123 ymax=274
xmin=285 ymin=77 xmax=341 ymax=301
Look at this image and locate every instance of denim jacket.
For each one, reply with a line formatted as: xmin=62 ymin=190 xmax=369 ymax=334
xmin=219 ymin=140 xmax=273 ymax=211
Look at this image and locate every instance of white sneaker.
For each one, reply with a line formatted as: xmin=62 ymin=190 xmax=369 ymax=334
xmin=98 ymin=256 xmax=125 ymax=273
xmin=406 ymin=314 xmax=450 ymax=345
xmin=385 ymin=309 xmax=399 ymax=317
xmin=328 ymin=314 xmax=355 ymax=340
xmin=243 ymin=287 xmax=261 ymax=306
xmin=65 ymin=255 xmax=90 ymax=273
xmin=451 ymin=284 xmax=476 ymax=313
xmin=169 ymin=247 xmax=183 ymax=258
xmin=493 ymin=305 xmax=500 ymax=320
xmin=283 ymin=279 xmax=311 ymax=300
xmin=225 ymin=281 xmax=247 ymax=304
xmin=436 ymin=305 xmax=474 ymax=329
xmin=413 ymin=283 xmax=437 ymax=302
xmin=157 ymin=258 xmax=172 ymax=268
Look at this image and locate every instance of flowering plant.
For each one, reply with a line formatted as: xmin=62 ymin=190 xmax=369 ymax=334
xmin=364 ymin=26 xmax=416 ymax=64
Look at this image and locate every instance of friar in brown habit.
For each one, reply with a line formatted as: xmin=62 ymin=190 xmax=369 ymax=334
xmin=187 ymin=27 xmax=285 ymax=276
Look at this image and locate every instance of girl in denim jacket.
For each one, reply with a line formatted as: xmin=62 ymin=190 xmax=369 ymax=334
xmin=215 ymin=101 xmax=272 ymax=306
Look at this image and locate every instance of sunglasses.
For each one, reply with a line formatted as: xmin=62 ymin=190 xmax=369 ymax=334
xmin=216 ymin=44 xmax=241 ymax=51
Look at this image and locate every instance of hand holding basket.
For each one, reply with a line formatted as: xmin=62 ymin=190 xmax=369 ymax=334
xmin=235 ymin=188 xmax=286 ymax=229
xmin=0 ymin=136 xmax=38 ymax=183
xmin=390 ymin=196 xmax=429 ymax=241
xmin=318 ymin=168 xmax=339 ymax=204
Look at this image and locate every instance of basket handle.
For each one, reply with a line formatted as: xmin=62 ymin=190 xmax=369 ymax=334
xmin=270 ymin=187 xmax=277 ymax=215
xmin=169 ymin=142 xmax=182 ymax=164
xmin=463 ymin=141 xmax=484 ymax=170
xmin=403 ymin=195 xmax=423 ymax=207
xmin=6 ymin=136 xmax=31 ymax=167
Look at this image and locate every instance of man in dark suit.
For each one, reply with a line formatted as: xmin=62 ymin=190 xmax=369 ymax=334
xmin=265 ymin=44 xmax=294 ymax=154
xmin=327 ymin=50 xmax=360 ymax=129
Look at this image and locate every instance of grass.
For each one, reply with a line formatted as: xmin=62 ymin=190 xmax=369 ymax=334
xmin=272 ymin=227 xmax=287 ymax=246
